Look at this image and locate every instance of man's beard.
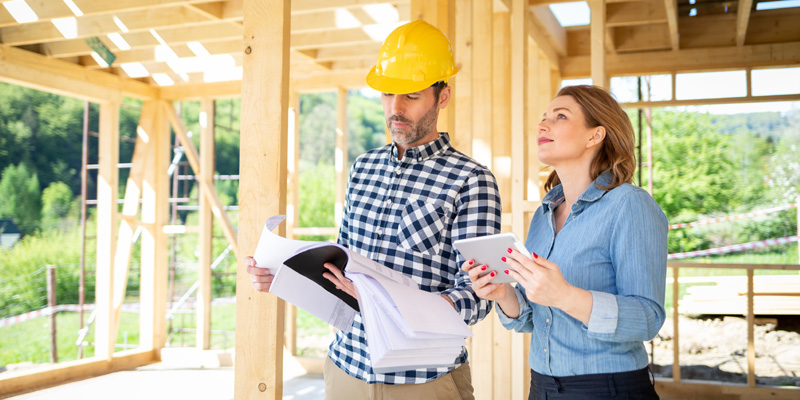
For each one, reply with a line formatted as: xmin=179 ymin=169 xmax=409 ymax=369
xmin=386 ymin=104 xmax=438 ymax=146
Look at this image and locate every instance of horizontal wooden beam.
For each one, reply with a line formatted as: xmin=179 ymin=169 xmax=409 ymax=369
xmin=159 ymin=81 xmax=241 ymax=100
xmin=621 ymin=93 xmax=800 ymax=108
xmin=530 ymin=5 xmax=567 ymax=56
xmin=614 ymin=24 xmax=671 ymax=53
xmin=606 ymin=0 xmax=667 ymax=27
xmin=560 ymin=41 xmax=800 ymax=77
xmin=0 ymin=349 xmax=156 ymax=398
xmin=0 ymin=44 xmax=156 ymax=101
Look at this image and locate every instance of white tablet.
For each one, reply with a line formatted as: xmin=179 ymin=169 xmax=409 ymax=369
xmin=453 ymin=232 xmax=530 ymax=284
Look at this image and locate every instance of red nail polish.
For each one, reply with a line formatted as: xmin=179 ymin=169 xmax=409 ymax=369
xmin=504 ymin=270 xmax=509 ymax=274
xmin=507 ymin=248 xmax=512 ymax=253
xmin=481 ymin=265 xmax=487 ymax=271
xmin=501 ymin=256 xmax=507 ymax=262
xmin=469 ymin=260 xmax=474 ymax=265
xmin=490 ymin=271 xmax=496 ymax=277
xmin=533 ymin=252 xmax=538 ymax=259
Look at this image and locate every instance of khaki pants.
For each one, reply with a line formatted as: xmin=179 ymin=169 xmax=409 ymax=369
xmin=324 ymin=357 xmax=475 ymax=400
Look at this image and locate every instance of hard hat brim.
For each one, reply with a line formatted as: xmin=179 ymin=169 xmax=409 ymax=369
xmin=365 ymin=65 xmax=457 ymax=95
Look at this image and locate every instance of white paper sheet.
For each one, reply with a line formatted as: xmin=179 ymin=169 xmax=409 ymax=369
xmin=270 ymin=266 xmax=355 ymax=332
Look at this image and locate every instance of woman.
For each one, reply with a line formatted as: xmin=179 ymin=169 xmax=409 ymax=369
xmin=465 ymin=85 xmax=667 ymax=399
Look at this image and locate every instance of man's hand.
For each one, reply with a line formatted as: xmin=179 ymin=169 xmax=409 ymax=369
xmin=245 ymin=256 xmax=274 ymax=292
xmin=322 ymin=263 xmax=358 ymax=300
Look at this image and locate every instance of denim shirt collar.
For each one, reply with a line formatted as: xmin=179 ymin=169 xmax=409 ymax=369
xmin=389 ymin=132 xmax=451 ymax=163
xmin=541 ymin=171 xmax=613 ymax=216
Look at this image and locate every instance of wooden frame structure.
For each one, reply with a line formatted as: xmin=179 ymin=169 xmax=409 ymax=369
xmin=0 ymin=0 xmax=798 ymax=398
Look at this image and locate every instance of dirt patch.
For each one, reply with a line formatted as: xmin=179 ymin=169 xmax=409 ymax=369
xmin=650 ymin=316 xmax=800 ymax=387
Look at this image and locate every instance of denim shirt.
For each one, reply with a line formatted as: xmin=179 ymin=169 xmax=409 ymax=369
xmin=496 ymin=172 xmax=668 ymax=376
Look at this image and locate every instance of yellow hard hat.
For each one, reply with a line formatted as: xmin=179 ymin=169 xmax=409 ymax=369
xmin=366 ymin=20 xmax=458 ymax=94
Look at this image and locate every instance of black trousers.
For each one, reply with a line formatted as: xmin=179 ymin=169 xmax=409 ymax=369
xmin=529 ymin=367 xmax=659 ymax=400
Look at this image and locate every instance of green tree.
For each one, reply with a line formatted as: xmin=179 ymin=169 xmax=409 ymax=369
xmin=0 ymin=163 xmax=42 ymax=233
xmin=41 ymin=181 xmax=74 ymax=225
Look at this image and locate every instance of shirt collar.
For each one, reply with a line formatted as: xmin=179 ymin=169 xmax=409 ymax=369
xmin=541 ymin=171 xmax=614 ymax=213
xmin=389 ymin=132 xmax=451 ymax=163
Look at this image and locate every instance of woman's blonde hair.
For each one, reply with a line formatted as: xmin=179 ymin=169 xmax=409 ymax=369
xmin=543 ymin=85 xmax=636 ymax=192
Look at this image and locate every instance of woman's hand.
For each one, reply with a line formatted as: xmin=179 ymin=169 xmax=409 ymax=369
xmin=462 ymin=259 xmax=520 ymax=318
xmin=244 ymin=256 xmax=274 ymax=292
xmin=322 ymin=263 xmax=358 ymax=300
xmin=503 ymin=249 xmax=592 ymax=323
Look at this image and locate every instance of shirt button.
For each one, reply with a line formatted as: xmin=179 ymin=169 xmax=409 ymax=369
xmin=546 ymin=318 xmax=550 ymax=323
xmin=385 ymin=198 xmax=392 ymax=204
xmin=544 ymin=348 xmax=548 ymax=352
xmin=376 ymin=228 xmax=383 ymax=238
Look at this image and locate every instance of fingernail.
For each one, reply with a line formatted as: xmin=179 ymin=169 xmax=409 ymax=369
xmin=481 ymin=266 xmax=487 ymax=271
xmin=490 ymin=271 xmax=496 ymax=277
xmin=501 ymin=256 xmax=507 ymax=262
xmin=532 ymin=252 xmax=538 ymax=259
xmin=507 ymin=248 xmax=512 ymax=253
xmin=504 ymin=270 xmax=509 ymax=274
xmin=469 ymin=260 xmax=474 ymax=265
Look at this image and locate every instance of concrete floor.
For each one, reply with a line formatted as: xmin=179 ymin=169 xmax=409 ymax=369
xmin=5 ymin=349 xmax=325 ymax=400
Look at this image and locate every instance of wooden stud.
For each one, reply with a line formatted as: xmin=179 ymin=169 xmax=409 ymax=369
xmin=235 ymin=0 xmax=290 ymax=398
xmin=139 ymin=100 xmax=170 ymax=354
xmin=663 ymin=0 xmax=679 ymax=51
xmin=453 ymin=0 xmax=473 ymax=151
xmin=94 ymin=101 xmax=120 ymax=360
xmin=285 ymin=91 xmax=300 ymax=356
xmin=747 ymin=268 xmax=755 ymax=387
xmin=672 ymin=265 xmax=680 ymax=382
xmin=590 ymin=0 xmax=607 ymax=88
xmin=736 ymin=0 xmax=754 ymax=46
xmin=335 ymin=87 xmax=348 ymax=226
xmin=197 ymin=98 xmax=215 ymax=350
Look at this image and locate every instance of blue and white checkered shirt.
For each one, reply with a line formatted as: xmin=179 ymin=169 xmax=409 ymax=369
xmin=328 ymin=132 xmax=502 ymax=384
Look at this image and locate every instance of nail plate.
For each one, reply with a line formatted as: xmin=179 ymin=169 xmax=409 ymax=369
xmin=532 ymin=252 xmax=539 ymax=259
xmin=481 ymin=265 xmax=487 ymax=271
xmin=501 ymin=256 xmax=507 ymax=262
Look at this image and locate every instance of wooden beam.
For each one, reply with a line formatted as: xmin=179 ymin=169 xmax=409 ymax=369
xmin=159 ymin=81 xmax=242 ymax=100
xmin=614 ymin=24 xmax=671 ymax=53
xmin=0 ymin=44 xmax=156 ymax=101
xmin=452 ymin=0 xmax=472 ymax=151
xmin=290 ymin=70 xmax=367 ymax=92
xmin=235 ymin=0 xmax=290 ymax=399
xmin=663 ymin=0 xmax=679 ymax=50
xmin=510 ymin=3 xmax=529 ymax=398
xmin=559 ymin=41 xmax=800 ymax=78
xmin=197 ymin=98 xmax=215 ymax=350
xmin=525 ymin=9 xmax=560 ymax=68
xmin=335 ymin=87 xmax=348 ymax=226
xmin=0 ymin=349 xmax=156 ymax=398
xmin=529 ymin=5 xmax=566 ymax=56
xmin=590 ymin=0 xmax=606 ymax=88
xmin=620 ymin=93 xmax=800 ymax=108
xmin=0 ymin=0 xmax=212 ymax=27
xmin=139 ymin=100 xmax=170 ymax=353
xmin=94 ymin=101 xmax=120 ymax=360
xmin=0 ymin=7 xmax=213 ymax=46
xmin=606 ymin=0 xmax=666 ymax=27
xmin=291 ymin=0 xmax=409 ymax=14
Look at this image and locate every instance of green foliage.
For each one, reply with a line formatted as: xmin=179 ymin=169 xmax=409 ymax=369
xmin=0 ymin=163 xmax=42 ymax=233
xmin=298 ymin=161 xmax=336 ymax=230
xmin=41 ymin=181 xmax=74 ymax=225
xmin=0 ymin=227 xmax=91 ymax=318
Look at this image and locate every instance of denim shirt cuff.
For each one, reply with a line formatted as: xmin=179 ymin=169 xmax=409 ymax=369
xmin=587 ymin=290 xmax=618 ymax=335
xmin=496 ymin=288 xmax=528 ymax=325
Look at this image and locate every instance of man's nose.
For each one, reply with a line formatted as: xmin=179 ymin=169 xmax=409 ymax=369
xmin=390 ymin=96 xmax=405 ymax=115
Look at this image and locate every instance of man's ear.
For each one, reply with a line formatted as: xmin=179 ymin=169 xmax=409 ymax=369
xmin=438 ymin=86 xmax=452 ymax=109
xmin=587 ymin=126 xmax=606 ymax=148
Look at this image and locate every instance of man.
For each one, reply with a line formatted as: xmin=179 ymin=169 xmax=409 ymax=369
xmin=245 ymin=20 xmax=501 ymax=399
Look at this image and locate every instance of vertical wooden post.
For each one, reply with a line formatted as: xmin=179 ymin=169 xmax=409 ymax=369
xmin=47 ymin=265 xmax=58 ymax=363
xmin=453 ymin=0 xmax=472 ymax=153
xmin=285 ymin=92 xmax=300 ymax=356
xmin=140 ymin=101 xmax=170 ymax=354
xmin=95 ymin=101 xmax=119 ymax=360
xmin=236 ymin=0 xmax=290 ymax=398
xmin=197 ymin=98 xmax=215 ymax=350
xmin=335 ymin=87 xmax=348 ymax=226
xmin=510 ymin=0 xmax=529 ymax=397
xmin=746 ymin=268 xmax=755 ymax=387
xmin=796 ymin=196 xmax=799 ymax=264
xmin=470 ymin=0 xmax=493 ymax=398
xmin=590 ymin=0 xmax=606 ymax=88
xmin=672 ymin=265 xmax=680 ymax=382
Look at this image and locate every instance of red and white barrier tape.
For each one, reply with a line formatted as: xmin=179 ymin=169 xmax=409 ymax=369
xmin=668 ymin=235 xmax=798 ymax=260
xmin=669 ymin=203 xmax=797 ymax=230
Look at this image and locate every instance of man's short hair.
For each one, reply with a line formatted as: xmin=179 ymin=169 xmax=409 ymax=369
xmin=432 ymin=80 xmax=448 ymax=103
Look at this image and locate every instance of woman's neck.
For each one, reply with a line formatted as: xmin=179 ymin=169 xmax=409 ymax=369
xmin=554 ymin=164 xmax=594 ymax=210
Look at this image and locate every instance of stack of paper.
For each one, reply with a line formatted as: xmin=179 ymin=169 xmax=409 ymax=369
xmin=348 ymin=273 xmax=471 ymax=374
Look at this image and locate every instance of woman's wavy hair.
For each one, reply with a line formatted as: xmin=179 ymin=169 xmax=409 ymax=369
xmin=543 ymin=85 xmax=636 ymax=192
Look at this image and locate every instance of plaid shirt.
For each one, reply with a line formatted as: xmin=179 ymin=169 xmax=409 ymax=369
xmin=329 ymin=132 xmax=502 ymax=384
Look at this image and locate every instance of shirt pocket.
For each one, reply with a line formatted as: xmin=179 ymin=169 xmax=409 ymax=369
xmin=397 ymin=200 xmax=447 ymax=256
